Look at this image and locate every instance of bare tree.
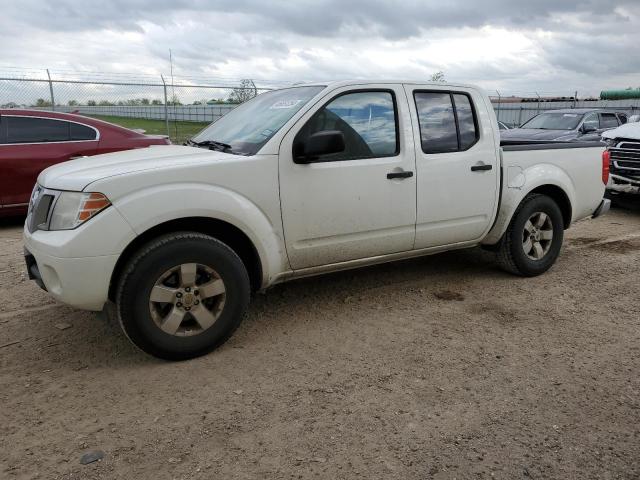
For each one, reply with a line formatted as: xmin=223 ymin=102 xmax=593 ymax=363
xmin=430 ymin=71 xmax=446 ymax=82
xmin=228 ymin=79 xmax=257 ymax=104
xmin=167 ymin=94 xmax=182 ymax=106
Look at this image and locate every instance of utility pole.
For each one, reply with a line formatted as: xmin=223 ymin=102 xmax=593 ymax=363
xmin=169 ymin=49 xmax=178 ymax=141
xmin=161 ymin=74 xmax=170 ymax=138
xmin=46 ymin=69 xmax=55 ymax=111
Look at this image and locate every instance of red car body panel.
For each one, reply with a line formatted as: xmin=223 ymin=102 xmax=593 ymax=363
xmin=0 ymin=109 xmax=170 ymax=216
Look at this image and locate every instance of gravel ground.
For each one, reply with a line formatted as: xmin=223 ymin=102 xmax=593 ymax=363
xmin=1 ymin=203 xmax=639 ymax=480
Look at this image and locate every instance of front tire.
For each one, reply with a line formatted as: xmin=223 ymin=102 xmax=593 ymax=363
xmin=496 ymin=194 xmax=564 ymax=276
xmin=116 ymin=232 xmax=250 ymax=360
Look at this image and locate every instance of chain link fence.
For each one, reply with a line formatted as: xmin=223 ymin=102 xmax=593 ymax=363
xmin=0 ymin=68 xmax=282 ymax=143
xmin=2 ymin=69 xmax=640 ymax=142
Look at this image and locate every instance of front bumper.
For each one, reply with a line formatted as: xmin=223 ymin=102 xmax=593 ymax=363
xmin=607 ymin=174 xmax=640 ymax=194
xmin=23 ymin=243 xmax=119 ymax=311
xmin=22 ymin=205 xmax=135 ymax=311
xmin=24 ymin=249 xmax=46 ymax=291
xmin=592 ymin=198 xmax=611 ymax=219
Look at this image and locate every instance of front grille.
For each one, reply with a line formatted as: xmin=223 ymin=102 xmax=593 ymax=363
xmin=610 ymin=140 xmax=640 ymax=181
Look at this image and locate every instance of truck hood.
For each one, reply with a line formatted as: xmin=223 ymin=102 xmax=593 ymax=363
xmin=38 ymin=145 xmax=225 ymax=191
xmin=500 ymin=128 xmax=577 ymax=141
xmin=601 ymin=122 xmax=640 ymax=141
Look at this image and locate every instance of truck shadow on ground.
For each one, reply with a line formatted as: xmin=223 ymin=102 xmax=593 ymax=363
xmin=254 ymin=246 xmax=499 ymax=310
xmin=21 ymin=245 xmax=505 ymax=368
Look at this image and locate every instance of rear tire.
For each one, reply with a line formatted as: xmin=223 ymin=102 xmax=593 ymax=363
xmin=116 ymin=232 xmax=250 ymax=360
xmin=496 ymin=194 xmax=564 ymax=276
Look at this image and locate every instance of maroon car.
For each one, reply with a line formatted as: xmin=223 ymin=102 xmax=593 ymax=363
xmin=0 ymin=109 xmax=170 ymax=216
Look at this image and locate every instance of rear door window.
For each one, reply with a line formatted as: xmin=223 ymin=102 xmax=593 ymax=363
xmin=452 ymin=94 xmax=478 ymax=150
xmin=414 ymin=91 xmax=478 ymax=153
xmin=6 ymin=116 xmax=70 ymax=143
xmin=600 ymin=113 xmax=619 ymax=129
xmin=70 ymin=122 xmax=97 ymax=141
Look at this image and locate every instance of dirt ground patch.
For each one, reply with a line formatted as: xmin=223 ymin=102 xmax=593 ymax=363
xmin=588 ymin=238 xmax=640 ymax=255
xmin=433 ymin=290 xmax=465 ymax=302
xmin=1 ymin=205 xmax=640 ymax=480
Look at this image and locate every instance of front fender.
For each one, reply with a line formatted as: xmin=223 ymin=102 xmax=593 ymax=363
xmin=110 ymin=183 xmax=288 ymax=287
xmin=483 ymin=163 xmax=575 ymax=245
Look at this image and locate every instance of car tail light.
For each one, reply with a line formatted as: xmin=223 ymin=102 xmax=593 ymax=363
xmin=602 ymin=150 xmax=611 ymax=185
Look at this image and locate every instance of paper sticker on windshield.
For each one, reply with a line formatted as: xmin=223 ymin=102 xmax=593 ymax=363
xmin=563 ymin=114 xmax=578 ymax=117
xmin=269 ymin=100 xmax=302 ymax=109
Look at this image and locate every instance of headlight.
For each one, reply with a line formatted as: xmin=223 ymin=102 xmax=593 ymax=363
xmin=49 ymin=192 xmax=111 ymax=230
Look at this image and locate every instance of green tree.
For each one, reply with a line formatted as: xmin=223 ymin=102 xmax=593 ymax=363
xmin=34 ymin=98 xmax=52 ymax=107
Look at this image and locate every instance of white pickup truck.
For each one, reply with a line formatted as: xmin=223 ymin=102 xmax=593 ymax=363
xmin=23 ymin=81 xmax=610 ymax=359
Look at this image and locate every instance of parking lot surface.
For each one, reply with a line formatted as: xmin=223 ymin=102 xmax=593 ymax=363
xmin=1 ymin=205 xmax=639 ymax=480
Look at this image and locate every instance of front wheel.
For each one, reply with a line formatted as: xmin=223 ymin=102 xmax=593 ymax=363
xmin=116 ymin=232 xmax=250 ymax=360
xmin=496 ymin=194 xmax=564 ymax=276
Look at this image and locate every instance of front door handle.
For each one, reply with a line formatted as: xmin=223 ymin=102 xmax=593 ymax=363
xmin=471 ymin=163 xmax=493 ymax=172
xmin=387 ymin=170 xmax=414 ymax=179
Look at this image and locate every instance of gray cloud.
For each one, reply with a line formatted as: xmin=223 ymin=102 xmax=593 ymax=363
xmin=0 ymin=0 xmax=638 ymax=95
xmin=5 ymin=0 xmax=639 ymax=35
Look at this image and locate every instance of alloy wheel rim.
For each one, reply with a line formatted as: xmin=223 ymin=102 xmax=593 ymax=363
xmin=522 ymin=211 xmax=554 ymax=261
xmin=148 ymin=263 xmax=226 ymax=337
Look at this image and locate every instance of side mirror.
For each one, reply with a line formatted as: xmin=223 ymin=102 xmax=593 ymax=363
xmin=294 ymin=130 xmax=345 ymax=163
xmin=581 ymin=124 xmax=597 ymax=134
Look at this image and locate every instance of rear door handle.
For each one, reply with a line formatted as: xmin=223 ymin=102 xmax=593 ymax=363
xmin=471 ymin=163 xmax=493 ymax=172
xmin=387 ymin=170 xmax=414 ymax=179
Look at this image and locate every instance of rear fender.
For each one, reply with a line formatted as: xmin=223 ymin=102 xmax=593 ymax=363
xmin=482 ymin=163 xmax=575 ymax=245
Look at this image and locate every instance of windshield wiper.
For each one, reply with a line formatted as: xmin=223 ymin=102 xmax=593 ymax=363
xmin=186 ymin=139 xmax=234 ymax=152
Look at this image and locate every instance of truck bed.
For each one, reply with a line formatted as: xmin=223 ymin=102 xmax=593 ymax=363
xmin=499 ymin=140 xmax=605 ymax=225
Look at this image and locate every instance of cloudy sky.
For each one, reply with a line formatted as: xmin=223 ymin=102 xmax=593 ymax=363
xmin=1 ymin=0 xmax=638 ymax=96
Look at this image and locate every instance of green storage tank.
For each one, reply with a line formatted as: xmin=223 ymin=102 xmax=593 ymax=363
xmin=600 ymin=89 xmax=640 ymax=100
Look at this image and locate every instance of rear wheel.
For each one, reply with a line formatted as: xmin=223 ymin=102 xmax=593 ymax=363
xmin=116 ymin=232 xmax=250 ymax=360
xmin=496 ymin=194 xmax=564 ymax=276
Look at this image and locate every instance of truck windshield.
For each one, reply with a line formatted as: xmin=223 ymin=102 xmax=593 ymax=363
xmin=191 ymin=86 xmax=325 ymax=155
xmin=521 ymin=112 xmax=584 ymax=130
